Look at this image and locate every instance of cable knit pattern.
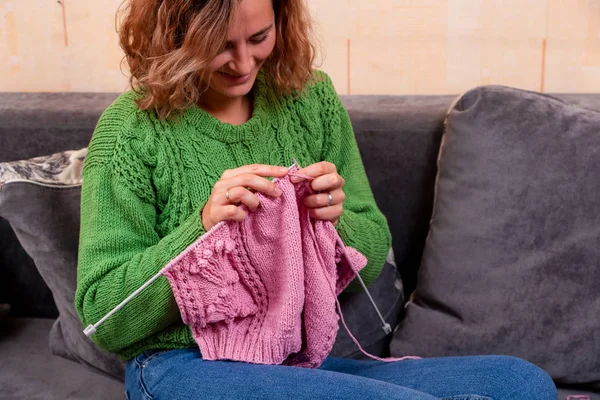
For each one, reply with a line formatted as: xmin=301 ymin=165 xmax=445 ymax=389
xmin=162 ymin=169 xmax=366 ymax=367
xmin=75 ymin=70 xmax=391 ymax=360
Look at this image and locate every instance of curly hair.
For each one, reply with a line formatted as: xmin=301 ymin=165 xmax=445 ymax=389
xmin=118 ymin=0 xmax=317 ymax=119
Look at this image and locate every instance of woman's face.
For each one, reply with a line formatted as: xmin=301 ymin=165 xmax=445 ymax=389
xmin=206 ymin=0 xmax=276 ymax=101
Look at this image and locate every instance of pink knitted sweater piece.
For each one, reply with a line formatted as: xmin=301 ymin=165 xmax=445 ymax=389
xmin=161 ymin=168 xmax=367 ymax=368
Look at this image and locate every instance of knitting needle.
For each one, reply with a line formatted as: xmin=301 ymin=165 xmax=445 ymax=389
xmin=291 ymin=158 xmax=392 ymax=335
xmin=354 ymin=276 xmax=392 ymax=334
xmin=83 ymin=270 xmax=166 ymax=336
xmin=290 ymin=157 xmax=300 ymax=169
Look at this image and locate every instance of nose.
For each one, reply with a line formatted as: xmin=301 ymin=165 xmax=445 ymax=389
xmin=229 ymin=43 xmax=254 ymax=75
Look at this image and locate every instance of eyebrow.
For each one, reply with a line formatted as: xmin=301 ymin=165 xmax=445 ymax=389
xmin=250 ymin=24 xmax=274 ymax=38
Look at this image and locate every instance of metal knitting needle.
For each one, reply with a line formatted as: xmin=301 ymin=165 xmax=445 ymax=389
xmin=354 ymin=274 xmax=392 ymax=334
xmin=292 ymin=157 xmax=392 ymax=335
xmin=83 ymin=269 xmax=166 ymax=336
xmin=290 ymin=157 xmax=300 ymax=169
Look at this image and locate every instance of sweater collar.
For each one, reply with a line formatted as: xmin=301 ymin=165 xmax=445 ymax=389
xmin=180 ymin=71 xmax=275 ymax=144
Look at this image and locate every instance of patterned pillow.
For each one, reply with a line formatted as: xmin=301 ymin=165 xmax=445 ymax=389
xmin=0 ymin=148 xmax=86 ymax=186
xmin=0 ymin=148 xmax=126 ymax=380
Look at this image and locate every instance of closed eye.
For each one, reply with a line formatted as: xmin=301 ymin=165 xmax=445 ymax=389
xmin=250 ymin=35 xmax=268 ymax=44
xmin=222 ymin=24 xmax=273 ymax=51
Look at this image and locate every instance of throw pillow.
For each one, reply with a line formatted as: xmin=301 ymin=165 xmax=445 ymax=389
xmin=390 ymin=86 xmax=600 ymax=388
xmin=0 ymin=149 xmax=126 ymax=380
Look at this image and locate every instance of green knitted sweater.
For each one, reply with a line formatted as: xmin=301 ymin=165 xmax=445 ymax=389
xmin=75 ymin=71 xmax=392 ymax=360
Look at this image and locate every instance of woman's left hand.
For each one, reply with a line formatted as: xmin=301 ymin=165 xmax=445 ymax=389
xmin=290 ymin=161 xmax=345 ymax=226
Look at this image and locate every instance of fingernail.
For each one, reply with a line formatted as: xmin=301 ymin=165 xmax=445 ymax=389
xmin=279 ymin=167 xmax=289 ymax=174
xmin=274 ymin=187 xmax=283 ymax=196
xmin=290 ymin=176 xmax=299 ymax=183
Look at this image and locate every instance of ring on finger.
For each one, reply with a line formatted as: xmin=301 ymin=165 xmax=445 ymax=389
xmin=225 ymin=190 xmax=230 ymax=202
xmin=327 ymin=192 xmax=333 ymax=206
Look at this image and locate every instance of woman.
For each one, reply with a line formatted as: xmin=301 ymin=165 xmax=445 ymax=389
xmin=75 ymin=0 xmax=557 ymax=398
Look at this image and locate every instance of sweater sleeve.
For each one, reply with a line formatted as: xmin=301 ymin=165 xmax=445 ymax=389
xmin=316 ymin=72 xmax=392 ymax=289
xmin=75 ymin=99 xmax=205 ymax=354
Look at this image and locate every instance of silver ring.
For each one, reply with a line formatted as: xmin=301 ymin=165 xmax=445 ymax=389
xmin=225 ymin=190 xmax=230 ymax=201
xmin=327 ymin=192 xmax=333 ymax=206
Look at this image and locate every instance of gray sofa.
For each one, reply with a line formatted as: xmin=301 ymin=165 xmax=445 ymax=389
xmin=1 ymin=91 xmax=598 ymax=400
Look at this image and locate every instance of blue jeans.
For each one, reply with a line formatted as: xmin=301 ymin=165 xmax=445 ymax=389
xmin=125 ymin=348 xmax=557 ymax=399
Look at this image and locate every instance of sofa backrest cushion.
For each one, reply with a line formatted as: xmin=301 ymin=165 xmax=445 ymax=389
xmin=342 ymin=95 xmax=453 ymax=295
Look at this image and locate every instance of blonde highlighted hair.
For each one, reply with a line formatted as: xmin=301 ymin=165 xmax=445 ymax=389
xmin=118 ymin=0 xmax=317 ymax=119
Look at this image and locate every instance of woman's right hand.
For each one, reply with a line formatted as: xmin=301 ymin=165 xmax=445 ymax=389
xmin=201 ymin=164 xmax=290 ymax=231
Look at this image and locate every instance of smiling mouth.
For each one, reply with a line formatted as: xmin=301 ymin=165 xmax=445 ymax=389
xmin=217 ymin=71 xmax=252 ymax=85
xmin=219 ymin=71 xmax=249 ymax=78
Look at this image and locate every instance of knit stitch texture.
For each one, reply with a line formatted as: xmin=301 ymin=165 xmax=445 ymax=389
xmin=75 ymin=71 xmax=392 ymax=360
xmin=161 ymin=168 xmax=366 ymax=368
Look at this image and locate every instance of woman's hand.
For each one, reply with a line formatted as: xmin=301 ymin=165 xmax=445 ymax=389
xmin=290 ymin=161 xmax=345 ymax=226
xmin=201 ymin=164 xmax=290 ymax=231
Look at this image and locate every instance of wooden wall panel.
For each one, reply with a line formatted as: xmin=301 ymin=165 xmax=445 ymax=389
xmin=545 ymin=0 xmax=600 ymax=92
xmin=349 ymin=1 xmax=448 ymax=94
xmin=2 ymin=0 xmax=600 ymax=94
xmin=306 ymin=0 xmax=350 ymax=94
xmin=446 ymin=0 xmax=547 ymax=93
xmin=64 ymin=0 xmax=129 ymax=92
xmin=1 ymin=0 xmax=69 ymax=91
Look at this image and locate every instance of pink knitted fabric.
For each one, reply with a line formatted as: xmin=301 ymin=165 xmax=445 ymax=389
xmin=161 ymin=167 xmax=367 ymax=367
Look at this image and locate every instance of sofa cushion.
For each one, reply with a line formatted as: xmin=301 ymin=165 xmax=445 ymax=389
xmin=0 ymin=149 xmax=126 ymax=380
xmin=390 ymin=86 xmax=600 ymax=389
xmin=0 ymin=318 xmax=124 ymax=400
xmin=343 ymin=95 xmax=452 ymax=297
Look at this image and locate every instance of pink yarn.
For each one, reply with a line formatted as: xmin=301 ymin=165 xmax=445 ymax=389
xmin=286 ymin=174 xmax=420 ymax=365
xmin=161 ymin=167 xmax=418 ymax=367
